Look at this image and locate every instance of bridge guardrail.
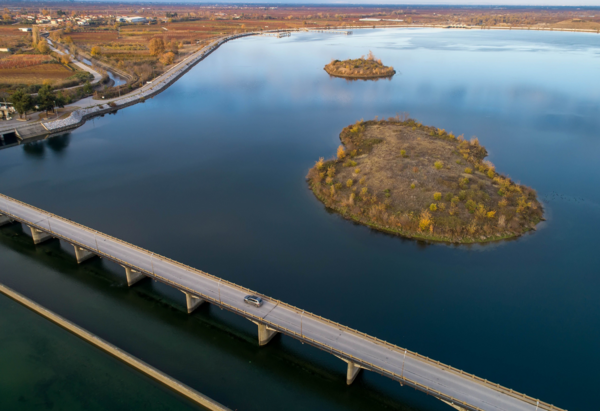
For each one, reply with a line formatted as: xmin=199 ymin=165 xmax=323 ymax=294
xmin=0 ymin=183 xmax=565 ymax=409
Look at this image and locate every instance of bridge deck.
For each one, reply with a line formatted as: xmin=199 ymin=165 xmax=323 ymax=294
xmin=0 ymin=193 xmax=564 ymax=411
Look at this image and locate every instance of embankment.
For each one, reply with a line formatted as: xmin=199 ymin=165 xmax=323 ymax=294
xmin=0 ymin=282 xmax=231 ymax=411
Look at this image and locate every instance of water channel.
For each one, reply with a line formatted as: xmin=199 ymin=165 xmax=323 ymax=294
xmin=0 ymin=29 xmax=598 ymax=411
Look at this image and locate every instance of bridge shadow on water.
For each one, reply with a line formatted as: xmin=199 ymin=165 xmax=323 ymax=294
xmin=0 ymin=222 xmax=447 ymax=411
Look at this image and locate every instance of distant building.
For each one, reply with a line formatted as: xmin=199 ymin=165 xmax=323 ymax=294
xmin=0 ymin=48 xmax=12 ymax=52
xmin=125 ymin=16 xmax=147 ymax=24
xmin=18 ymin=27 xmax=32 ymax=32
xmin=359 ymin=18 xmax=381 ymax=22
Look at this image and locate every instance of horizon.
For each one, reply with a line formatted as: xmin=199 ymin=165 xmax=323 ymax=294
xmin=67 ymin=1 xmax=600 ymax=7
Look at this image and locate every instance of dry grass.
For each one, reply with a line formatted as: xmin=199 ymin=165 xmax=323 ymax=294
xmin=325 ymin=54 xmax=395 ymax=79
xmin=0 ymin=64 xmax=73 ymax=85
xmin=307 ymin=119 xmax=543 ymax=243
xmin=551 ymin=19 xmax=600 ymax=30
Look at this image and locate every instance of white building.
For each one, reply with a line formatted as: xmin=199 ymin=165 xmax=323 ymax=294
xmin=125 ymin=16 xmax=147 ymax=23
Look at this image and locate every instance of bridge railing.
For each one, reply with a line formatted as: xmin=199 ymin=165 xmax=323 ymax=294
xmin=0 ymin=188 xmax=565 ymax=409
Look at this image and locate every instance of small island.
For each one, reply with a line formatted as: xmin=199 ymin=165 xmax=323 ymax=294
xmin=306 ymin=117 xmax=543 ymax=243
xmin=324 ymin=51 xmax=395 ymax=79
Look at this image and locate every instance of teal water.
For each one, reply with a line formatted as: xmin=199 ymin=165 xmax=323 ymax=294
xmin=0 ymin=291 xmax=202 ymax=411
xmin=0 ymin=29 xmax=599 ymax=410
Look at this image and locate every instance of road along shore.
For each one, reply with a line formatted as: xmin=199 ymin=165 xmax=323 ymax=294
xmin=0 ymin=31 xmax=259 ymax=143
xmin=2 ymin=24 xmax=597 ymax=145
xmin=0 ymin=282 xmax=232 ymax=411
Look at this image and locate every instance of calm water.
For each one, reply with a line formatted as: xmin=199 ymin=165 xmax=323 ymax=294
xmin=0 ymin=29 xmax=599 ymax=411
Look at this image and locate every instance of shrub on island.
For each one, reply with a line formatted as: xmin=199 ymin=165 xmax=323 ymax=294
xmin=324 ymin=51 xmax=395 ymax=79
xmin=306 ymin=115 xmax=543 ymax=243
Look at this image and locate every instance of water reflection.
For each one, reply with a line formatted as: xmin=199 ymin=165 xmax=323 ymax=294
xmin=47 ymin=134 xmax=71 ymax=153
xmin=22 ymin=141 xmax=45 ymax=157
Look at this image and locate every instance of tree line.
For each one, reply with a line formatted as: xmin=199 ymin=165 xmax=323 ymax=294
xmin=9 ymin=86 xmax=69 ymax=120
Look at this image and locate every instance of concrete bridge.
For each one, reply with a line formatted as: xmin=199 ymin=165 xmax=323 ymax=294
xmin=0 ymin=193 xmax=565 ymax=411
xmin=301 ymin=28 xmax=352 ymax=35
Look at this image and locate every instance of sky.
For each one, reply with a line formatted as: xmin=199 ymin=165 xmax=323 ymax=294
xmin=92 ymin=0 xmax=600 ymax=6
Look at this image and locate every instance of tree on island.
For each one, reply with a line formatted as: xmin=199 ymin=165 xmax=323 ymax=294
xmin=325 ymin=51 xmax=395 ymax=79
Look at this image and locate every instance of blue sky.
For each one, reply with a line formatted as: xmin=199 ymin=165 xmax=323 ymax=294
xmin=102 ymin=1 xmax=600 ymax=6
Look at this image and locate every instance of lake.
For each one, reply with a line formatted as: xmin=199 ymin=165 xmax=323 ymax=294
xmin=0 ymin=28 xmax=598 ymax=411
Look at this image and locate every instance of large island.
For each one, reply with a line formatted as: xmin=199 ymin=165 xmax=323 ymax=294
xmin=307 ymin=117 xmax=543 ymax=243
xmin=324 ymin=52 xmax=395 ymax=79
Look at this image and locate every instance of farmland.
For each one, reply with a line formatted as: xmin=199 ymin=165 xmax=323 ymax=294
xmin=0 ymin=26 xmax=29 ymax=49
xmin=0 ymin=63 xmax=74 ymax=85
xmin=0 ymin=55 xmax=52 ymax=69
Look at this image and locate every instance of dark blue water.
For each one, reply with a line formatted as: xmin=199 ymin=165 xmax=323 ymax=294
xmin=0 ymin=29 xmax=598 ymax=411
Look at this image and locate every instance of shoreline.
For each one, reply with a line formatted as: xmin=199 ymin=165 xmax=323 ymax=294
xmin=0 ymin=31 xmax=259 ymax=142
xmin=0 ymin=282 xmax=232 ymax=411
xmin=2 ymin=24 xmax=596 ymax=145
xmin=324 ymin=66 xmax=395 ymax=80
xmin=310 ymin=183 xmax=526 ymax=244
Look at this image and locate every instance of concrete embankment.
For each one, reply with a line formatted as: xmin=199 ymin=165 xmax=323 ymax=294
xmin=0 ymin=282 xmax=231 ymax=411
xmin=1 ymin=32 xmax=257 ymax=145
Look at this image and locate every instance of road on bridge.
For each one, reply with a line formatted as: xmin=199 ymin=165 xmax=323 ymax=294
xmin=0 ymin=193 xmax=563 ymax=411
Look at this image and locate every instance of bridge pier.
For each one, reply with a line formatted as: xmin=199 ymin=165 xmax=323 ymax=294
xmin=0 ymin=213 xmax=13 ymax=226
xmin=335 ymin=356 xmax=364 ymax=385
xmin=251 ymin=321 xmax=278 ymax=346
xmin=27 ymin=226 xmax=52 ymax=244
xmin=122 ymin=266 xmax=145 ymax=286
xmin=183 ymin=292 xmax=204 ymax=313
xmin=346 ymin=361 xmax=362 ymax=385
xmin=72 ymin=245 xmax=95 ymax=264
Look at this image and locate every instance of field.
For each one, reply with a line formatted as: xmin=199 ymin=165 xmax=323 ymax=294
xmin=0 ymin=64 xmax=73 ymax=85
xmin=69 ymin=31 xmax=119 ymax=44
xmin=0 ymin=55 xmax=52 ymax=69
xmin=551 ymin=19 xmax=600 ymax=30
xmin=0 ymin=26 xmax=29 ymax=49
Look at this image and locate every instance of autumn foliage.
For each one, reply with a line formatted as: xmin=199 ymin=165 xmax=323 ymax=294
xmin=306 ymin=117 xmax=543 ymax=244
xmin=159 ymin=52 xmax=175 ymax=65
xmin=0 ymin=55 xmax=51 ymax=69
xmin=149 ymin=38 xmax=165 ymax=56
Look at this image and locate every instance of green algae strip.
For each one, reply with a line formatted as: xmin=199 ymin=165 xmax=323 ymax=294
xmin=0 ymin=282 xmax=231 ymax=411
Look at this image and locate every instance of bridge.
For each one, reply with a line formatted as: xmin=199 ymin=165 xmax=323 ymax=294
xmin=301 ymin=28 xmax=352 ymax=35
xmin=0 ymin=193 xmax=565 ymax=411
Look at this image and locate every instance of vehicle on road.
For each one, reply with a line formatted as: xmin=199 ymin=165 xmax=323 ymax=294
xmin=244 ymin=295 xmax=263 ymax=307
